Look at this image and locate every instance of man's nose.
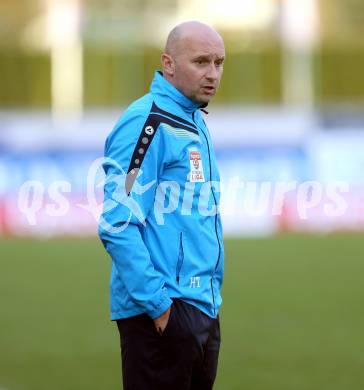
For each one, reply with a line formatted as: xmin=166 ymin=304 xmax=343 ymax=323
xmin=205 ymin=63 xmax=219 ymax=81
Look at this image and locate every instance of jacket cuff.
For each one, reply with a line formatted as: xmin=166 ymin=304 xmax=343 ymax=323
xmin=146 ymin=288 xmax=173 ymax=319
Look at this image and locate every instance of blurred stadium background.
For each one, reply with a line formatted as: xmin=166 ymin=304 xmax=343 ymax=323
xmin=1 ymin=1 xmax=364 ymax=389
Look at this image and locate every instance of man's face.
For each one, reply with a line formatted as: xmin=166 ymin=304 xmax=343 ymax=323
xmin=170 ymin=35 xmax=225 ymax=104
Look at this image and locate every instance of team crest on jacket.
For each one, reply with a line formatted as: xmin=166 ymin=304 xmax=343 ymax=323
xmin=189 ymin=150 xmax=205 ymax=182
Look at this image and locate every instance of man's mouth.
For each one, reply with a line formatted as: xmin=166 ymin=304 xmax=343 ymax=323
xmin=201 ymin=86 xmax=216 ymax=94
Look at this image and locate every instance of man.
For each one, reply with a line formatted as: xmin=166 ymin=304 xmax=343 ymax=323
xmin=99 ymin=21 xmax=225 ymax=389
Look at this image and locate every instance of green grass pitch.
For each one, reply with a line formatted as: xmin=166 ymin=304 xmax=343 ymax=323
xmin=1 ymin=234 xmax=364 ymax=390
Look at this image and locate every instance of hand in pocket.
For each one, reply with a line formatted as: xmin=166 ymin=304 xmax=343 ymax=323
xmin=154 ymin=304 xmax=172 ymax=335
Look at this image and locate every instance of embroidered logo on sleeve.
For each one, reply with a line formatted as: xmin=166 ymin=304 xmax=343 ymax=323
xmin=189 ymin=151 xmax=205 ymax=182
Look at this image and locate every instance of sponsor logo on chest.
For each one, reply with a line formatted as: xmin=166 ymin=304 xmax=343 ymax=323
xmin=189 ymin=151 xmax=205 ymax=182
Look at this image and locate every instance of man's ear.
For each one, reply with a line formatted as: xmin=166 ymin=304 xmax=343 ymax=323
xmin=161 ymin=53 xmax=175 ymax=77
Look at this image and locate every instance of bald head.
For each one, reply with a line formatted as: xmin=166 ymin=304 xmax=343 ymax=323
xmin=164 ymin=21 xmax=223 ymax=58
xmin=161 ymin=21 xmax=225 ymax=104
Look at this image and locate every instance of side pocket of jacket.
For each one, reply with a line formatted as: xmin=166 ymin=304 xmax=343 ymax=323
xmin=176 ymin=232 xmax=184 ymax=285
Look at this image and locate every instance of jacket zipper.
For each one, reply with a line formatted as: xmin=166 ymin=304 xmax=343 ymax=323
xmin=192 ymin=111 xmax=221 ymax=316
xmin=210 ymin=277 xmax=216 ymax=316
xmin=176 ymin=231 xmax=184 ymax=285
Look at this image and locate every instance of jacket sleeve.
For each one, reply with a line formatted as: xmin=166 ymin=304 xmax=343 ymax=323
xmin=98 ymin=109 xmax=172 ymax=319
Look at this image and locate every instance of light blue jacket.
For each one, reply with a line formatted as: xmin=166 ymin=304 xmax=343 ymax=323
xmin=99 ymin=71 xmax=224 ymax=320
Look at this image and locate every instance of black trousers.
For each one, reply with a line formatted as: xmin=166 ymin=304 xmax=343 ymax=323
xmin=116 ymin=298 xmax=221 ymax=390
